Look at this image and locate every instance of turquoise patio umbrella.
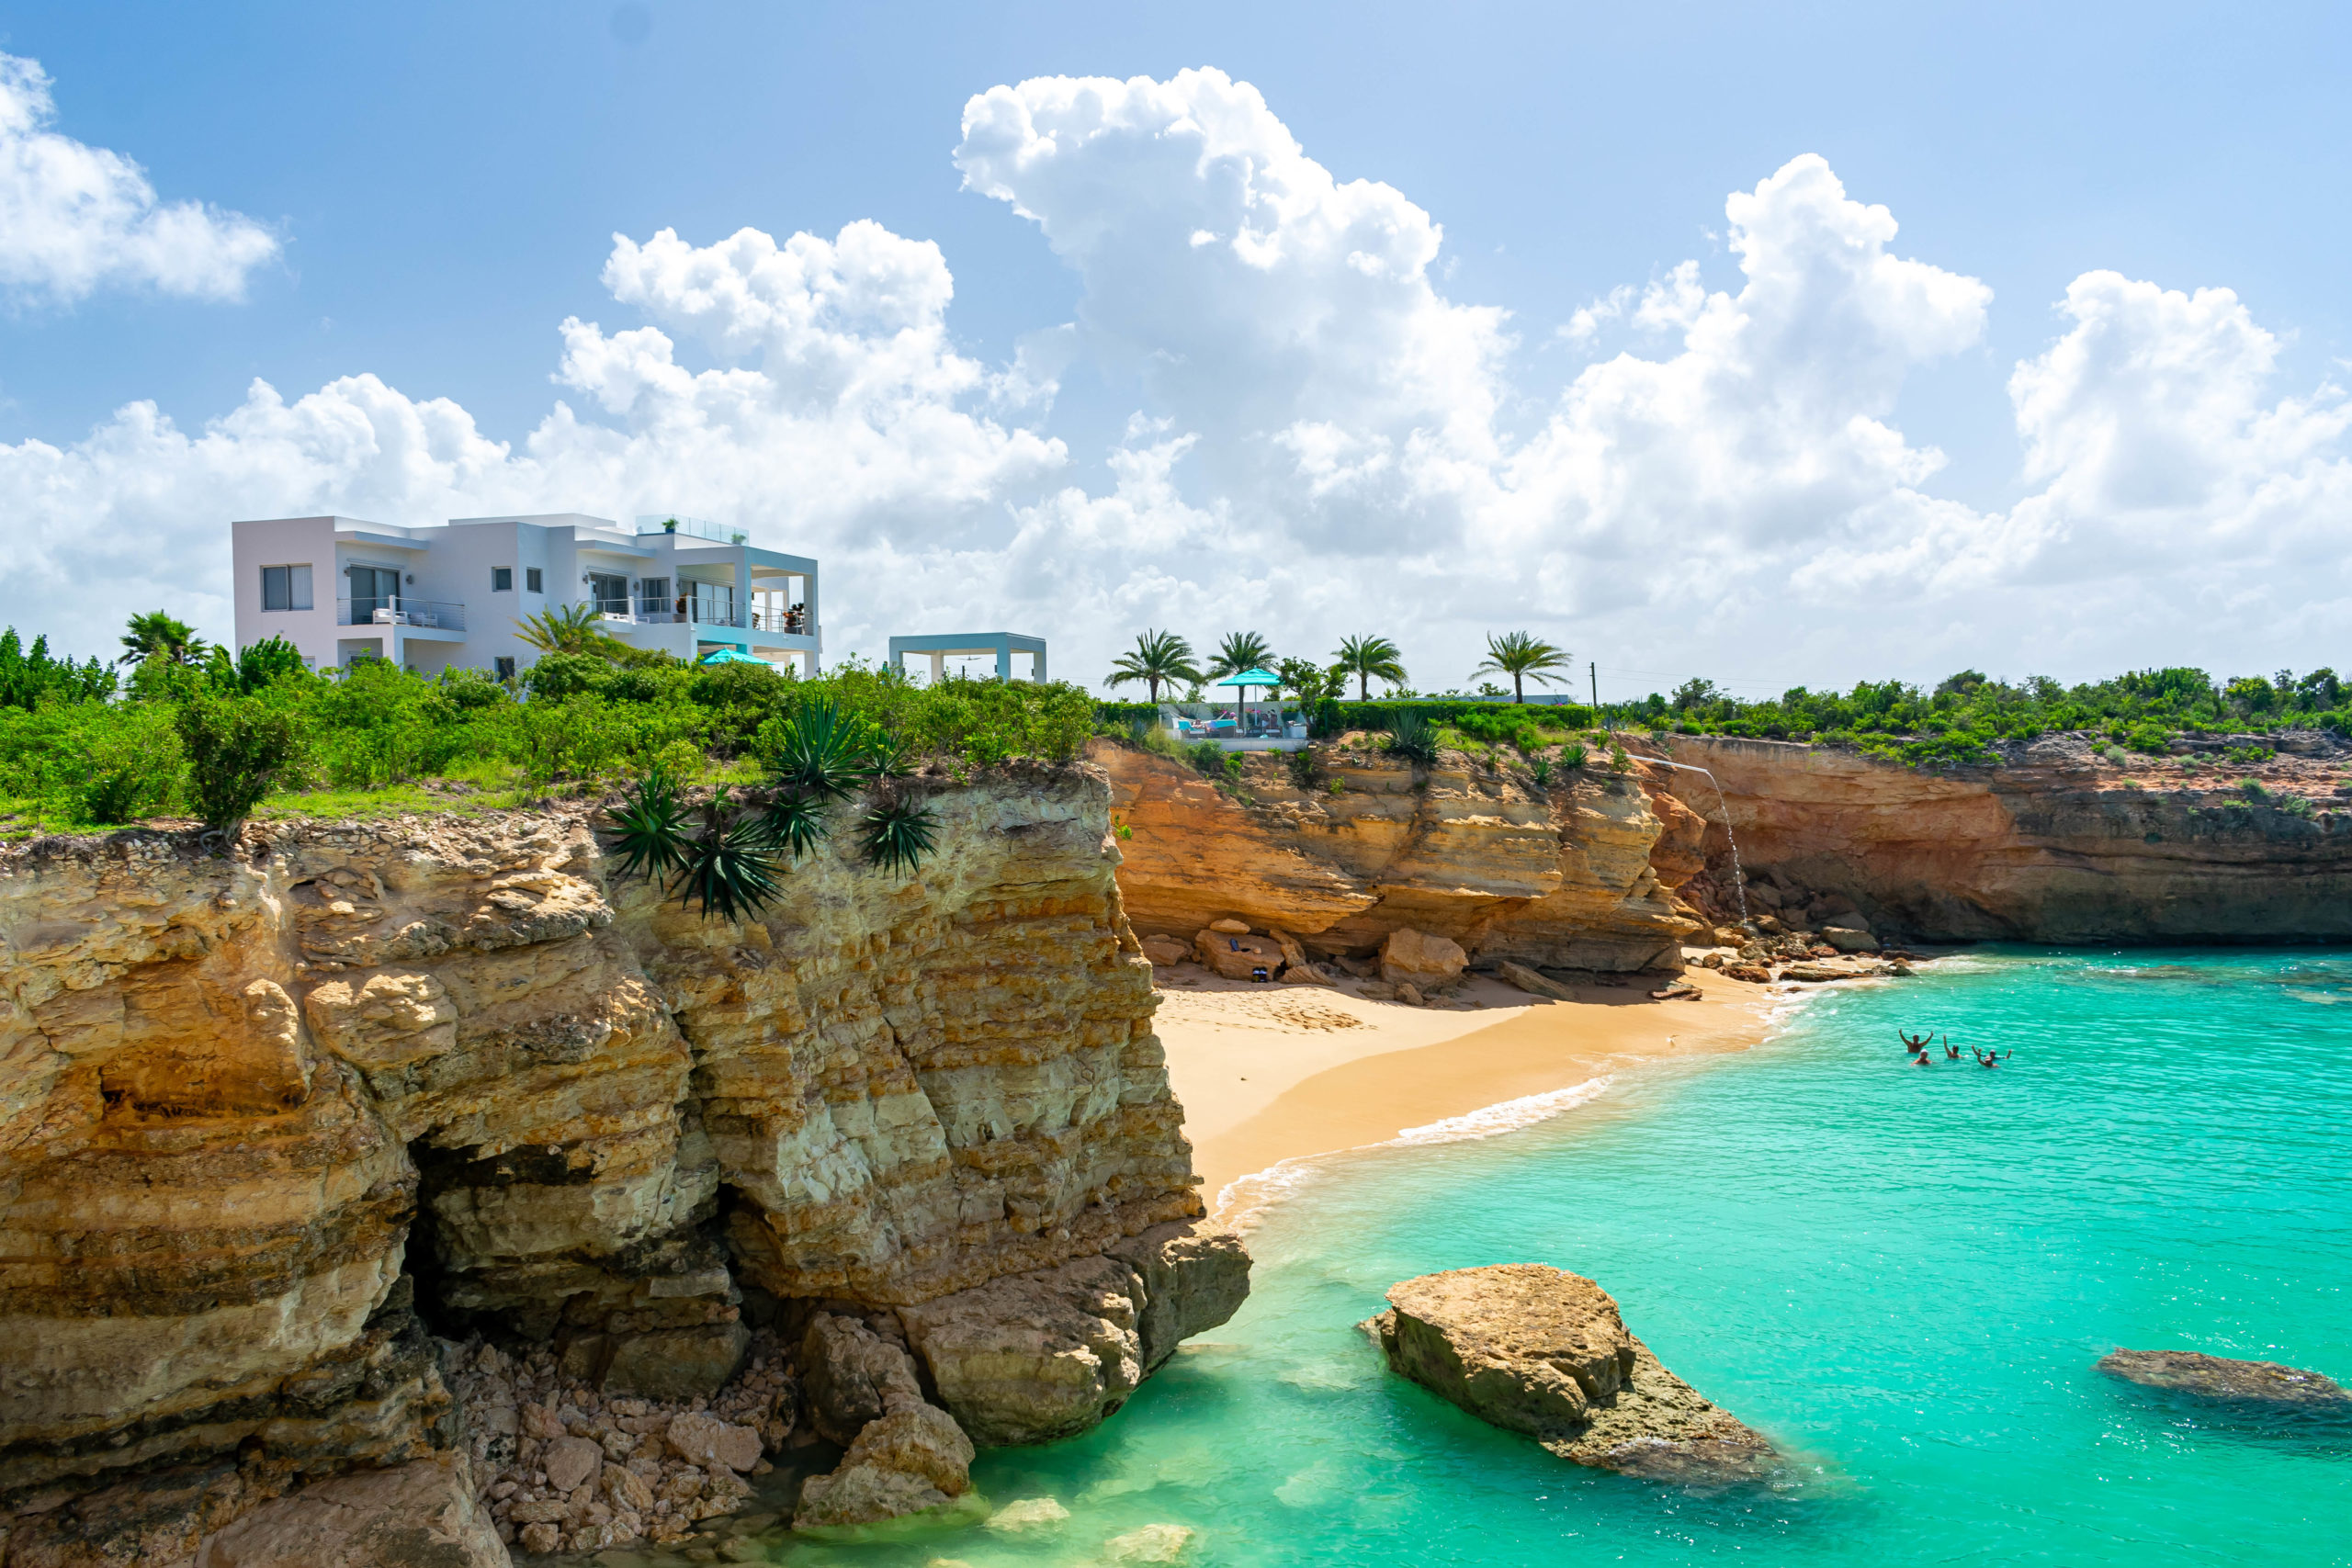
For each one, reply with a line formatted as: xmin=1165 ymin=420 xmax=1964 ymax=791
xmin=1216 ymin=667 xmax=1282 ymax=733
xmin=698 ymin=648 xmax=766 ymax=665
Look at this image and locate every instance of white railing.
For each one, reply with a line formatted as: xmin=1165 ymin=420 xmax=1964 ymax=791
xmin=337 ymin=597 xmax=464 ymax=631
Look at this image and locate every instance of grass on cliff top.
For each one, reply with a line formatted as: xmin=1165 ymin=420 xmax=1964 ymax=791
xmin=0 ymin=649 xmax=1095 ymax=838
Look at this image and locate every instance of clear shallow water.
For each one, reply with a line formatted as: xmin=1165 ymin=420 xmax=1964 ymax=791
xmin=704 ymin=949 xmax=2352 ymax=1566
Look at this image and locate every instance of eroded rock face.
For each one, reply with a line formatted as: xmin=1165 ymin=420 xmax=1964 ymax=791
xmin=1645 ymin=733 xmax=2352 ymax=942
xmin=1365 ymin=1264 xmax=1774 ymax=1485
xmin=899 ymin=1221 xmax=1249 ymax=1444
xmin=2099 ymin=1349 xmax=2349 ymax=1407
xmin=0 ymin=765 xmax=1246 ymax=1548
xmin=192 ymin=1450 xmax=506 ymax=1568
xmin=1097 ymin=743 xmax=1700 ymax=973
xmin=792 ymin=1403 xmax=978 ymax=1534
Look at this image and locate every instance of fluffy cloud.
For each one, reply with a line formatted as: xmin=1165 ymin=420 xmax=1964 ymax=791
xmin=0 ymin=52 xmax=279 ymax=304
xmin=3 ymin=65 xmax=2346 ymax=691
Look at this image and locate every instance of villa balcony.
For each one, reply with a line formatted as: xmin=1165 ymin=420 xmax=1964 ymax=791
xmin=337 ymin=597 xmax=466 ymax=636
xmin=598 ymin=599 xmax=812 ymax=638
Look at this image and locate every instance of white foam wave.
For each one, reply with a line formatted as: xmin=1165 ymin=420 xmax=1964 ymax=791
xmin=1214 ymin=1076 xmax=1613 ymax=1231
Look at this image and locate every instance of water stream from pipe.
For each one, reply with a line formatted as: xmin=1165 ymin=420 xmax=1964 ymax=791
xmin=1635 ymin=752 xmax=1750 ymax=924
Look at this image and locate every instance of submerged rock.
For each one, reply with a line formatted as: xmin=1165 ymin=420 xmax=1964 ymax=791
xmin=1363 ymin=1264 xmax=1774 ymax=1486
xmin=2099 ymin=1349 xmax=2349 ymax=1408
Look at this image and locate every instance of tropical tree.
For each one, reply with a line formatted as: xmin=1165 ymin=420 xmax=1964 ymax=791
xmin=516 ymin=604 xmax=616 ymax=657
xmin=1105 ymin=630 xmax=1204 ymax=704
xmin=1332 ymin=635 xmax=1407 ymax=701
xmin=1471 ymin=631 xmax=1571 ymax=703
xmin=1205 ymin=632 xmax=1274 ymax=680
xmin=119 ymin=610 xmax=205 ymax=668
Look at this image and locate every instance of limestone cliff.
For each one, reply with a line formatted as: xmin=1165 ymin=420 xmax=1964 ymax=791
xmin=1095 ymin=740 xmax=1704 ymax=973
xmin=1640 ymin=732 xmax=2352 ymax=942
xmin=0 ymin=764 xmax=1246 ymax=1562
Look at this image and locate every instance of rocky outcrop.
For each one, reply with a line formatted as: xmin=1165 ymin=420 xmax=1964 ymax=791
xmin=0 ymin=764 xmax=1247 ymax=1557
xmin=192 ymin=1450 xmax=505 ymax=1568
xmin=2098 ymin=1349 xmax=2349 ymax=1408
xmin=1364 ymin=1264 xmax=1774 ymax=1486
xmin=1097 ymin=741 xmax=1702 ymax=974
xmin=1643 ymin=732 xmax=2352 ymax=942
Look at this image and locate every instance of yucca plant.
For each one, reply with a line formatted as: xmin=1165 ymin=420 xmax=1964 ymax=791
xmin=862 ymin=795 xmax=941 ymax=876
xmin=672 ymin=787 xmax=785 ymax=920
xmin=768 ymin=697 xmax=866 ymax=800
xmin=1385 ymin=710 xmax=1440 ymax=766
xmin=602 ymin=763 xmax=695 ymax=883
xmin=761 ymin=789 xmax=830 ymax=860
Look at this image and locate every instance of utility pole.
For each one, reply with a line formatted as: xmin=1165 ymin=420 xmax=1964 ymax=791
xmin=1589 ymin=661 xmax=1599 ymax=715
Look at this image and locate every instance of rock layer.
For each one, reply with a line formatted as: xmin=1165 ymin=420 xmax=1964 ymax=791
xmin=1364 ymin=1264 xmax=1773 ymax=1485
xmin=1643 ymin=732 xmax=2352 ymax=942
xmin=0 ymin=764 xmax=1247 ymax=1555
xmin=1098 ymin=742 xmax=1702 ymax=973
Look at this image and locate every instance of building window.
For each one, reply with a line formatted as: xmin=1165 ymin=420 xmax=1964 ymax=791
xmin=494 ymin=657 xmax=516 ymax=681
xmin=526 ymin=567 xmax=543 ymax=594
xmin=260 ymin=564 xmax=312 ymax=611
xmin=492 ymin=567 xmax=513 ymax=592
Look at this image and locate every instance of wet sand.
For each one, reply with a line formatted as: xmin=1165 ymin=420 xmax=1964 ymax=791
xmin=1152 ymin=966 xmax=1781 ymax=1211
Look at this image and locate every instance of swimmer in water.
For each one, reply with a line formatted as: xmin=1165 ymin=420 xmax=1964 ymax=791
xmin=1913 ymin=1048 xmax=1935 ymax=1066
xmin=1943 ymin=1036 xmax=1962 ymax=1060
xmin=1900 ymin=1029 xmax=1932 ymax=1055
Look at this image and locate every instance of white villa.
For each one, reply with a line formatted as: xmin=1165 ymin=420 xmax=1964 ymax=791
xmin=230 ymin=513 xmax=819 ymax=678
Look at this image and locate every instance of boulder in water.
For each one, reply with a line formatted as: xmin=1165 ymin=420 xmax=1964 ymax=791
xmin=2098 ymin=1349 xmax=2348 ymax=1408
xmin=1363 ymin=1264 xmax=1775 ymax=1486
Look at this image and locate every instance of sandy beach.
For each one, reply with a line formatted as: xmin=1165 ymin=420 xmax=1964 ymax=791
xmin=1154 ymin=966 xmax=1784 ymax=1213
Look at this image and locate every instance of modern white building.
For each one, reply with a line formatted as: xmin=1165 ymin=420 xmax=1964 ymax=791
xmin=231 ymin=513 xmax=819 ymax=677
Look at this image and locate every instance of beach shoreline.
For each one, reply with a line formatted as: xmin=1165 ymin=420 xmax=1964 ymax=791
xmin=1152 ymin=965 xmax=1792 ymax=1219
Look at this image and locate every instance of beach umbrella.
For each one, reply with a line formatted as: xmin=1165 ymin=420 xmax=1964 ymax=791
xmin=698 ymin=648 xmax=766 ymax=665
xmin=1216 ymin=667 xmax=1282 ymax=733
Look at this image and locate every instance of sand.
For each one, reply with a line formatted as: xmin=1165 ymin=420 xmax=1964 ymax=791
xmin=1152 ymin=965 xmax=1783 ymax=1213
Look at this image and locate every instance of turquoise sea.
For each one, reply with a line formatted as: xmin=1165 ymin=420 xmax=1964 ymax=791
xmin=732 ymin=949 xmax=2352 ymax=1566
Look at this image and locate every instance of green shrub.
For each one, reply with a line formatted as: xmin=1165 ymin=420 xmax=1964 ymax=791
xmin=523 ymin=651 xmax=609 ymax=701
xmin=1558 ymin=742 xmax=1589 ymax=770
xmin=175 ymin=692 xmax=301 ymax=835
xmin=1385 ymin=711 xmax=1440 ymax=766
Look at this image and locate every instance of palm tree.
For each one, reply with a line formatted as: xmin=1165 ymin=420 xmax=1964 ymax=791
xmin=1471 ymin=631 xmax=1571 ymax=703
xmin=119 ymin=610 xmax=204 ymax=667
xmin=1332 ymin=635 xmax=1407 ymax=701
xmin=1105 ymin=630 xmax=1204 ymax=704
xmin=516 ymin=604 xmax=616 ymax=657
xmin=1204 ymin=632 xmax=1274 ymax=680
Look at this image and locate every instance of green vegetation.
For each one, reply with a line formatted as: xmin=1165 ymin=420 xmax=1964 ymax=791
xmin=1332 ymin=635 xmax=1408 ymax=702
xmin=1634 ymin=666 xmax=2351 ymax=767
xmin=0 ymin=617 xmax=1096 ymax=839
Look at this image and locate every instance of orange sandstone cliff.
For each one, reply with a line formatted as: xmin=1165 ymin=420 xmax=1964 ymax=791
xmin=1641 ymin=732 xmax=2352 ymax=942
xmin=1093 ymin=740 xmax=1709 ymax=972
xmin=0 ymin=766 xmax=1247 ymax=1563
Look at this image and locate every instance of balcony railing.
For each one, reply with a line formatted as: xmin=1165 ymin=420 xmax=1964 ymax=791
xmin=337 ymin=597 xmax=465 ymax=631
xmin=599 ymin=599 xmax=810 ymax=635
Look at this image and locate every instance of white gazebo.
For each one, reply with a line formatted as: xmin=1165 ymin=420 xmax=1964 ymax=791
xmin=887 ymin=632 xmax=1047 ymax=683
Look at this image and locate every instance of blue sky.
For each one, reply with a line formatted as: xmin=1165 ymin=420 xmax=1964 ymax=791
xmin=4 ymin=1 xmax=2348 ymax=694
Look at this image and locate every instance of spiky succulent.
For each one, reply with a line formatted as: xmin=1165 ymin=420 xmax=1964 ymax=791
xmin=1385 ymin=710 xmax=1440 ymax=767
xmin=861 ymin=795 xmax=940 ymax=876
xmin=671 ymin=787 xmax=785 ymax=921
xmin=766 ymin=697 xmax=865 ymax=801
xmin=860 ymin=725 xmax=913 ymax=780
xmin=602 ymin=764 xmax=694 ymax=883
xmin=760 ymin=789 xmax=829 ymax=860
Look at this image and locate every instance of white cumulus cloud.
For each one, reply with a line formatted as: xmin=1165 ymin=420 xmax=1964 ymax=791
xmin=2 ymin=66 xmax=2346 ymax=693
xmin=0 ymin=52 xmax=279 ymax=304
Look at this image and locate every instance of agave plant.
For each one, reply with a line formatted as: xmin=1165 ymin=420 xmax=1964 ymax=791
xmin=1385 ymin=710 xmax=1440 ymax=766
xmin=760 ymin=789 xmax=830 ymax=860
xmin=861 ymin=795 xmax=941 ymax=875
xmin=671 ymin=787 xmax=785 ymax=920
xmin=767 ymin=698 xmax=866 ymax=800
xmin=860 ymin=724 xmax=913 ymax=780
xmin=602 ymin=764 xmax=694 ymax=883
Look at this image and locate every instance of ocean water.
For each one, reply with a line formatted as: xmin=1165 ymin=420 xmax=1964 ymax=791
xmin=674 ymin=949 xmax=2352 ymax=1566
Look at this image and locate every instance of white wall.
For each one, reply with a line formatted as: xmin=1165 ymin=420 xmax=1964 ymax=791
xmin=232 ymin=515 xmax=348 ymax=668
